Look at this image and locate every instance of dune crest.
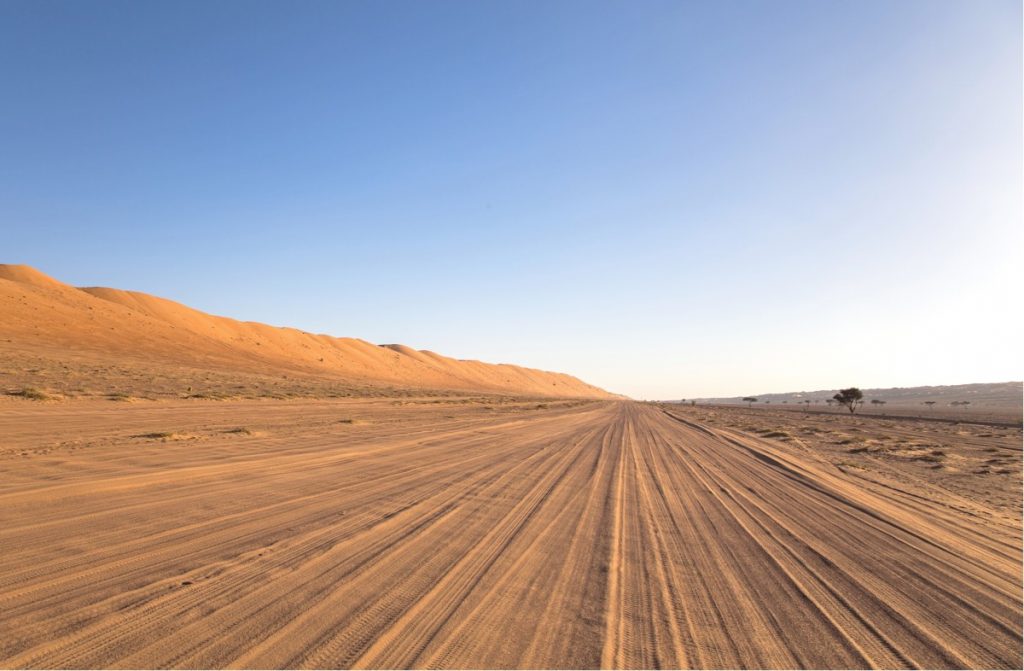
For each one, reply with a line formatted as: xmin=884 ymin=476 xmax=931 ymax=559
xmin=0 ymin=264 xmax=70 ymax=289
xmin=0 ymin=264 xmax=613 ymax=398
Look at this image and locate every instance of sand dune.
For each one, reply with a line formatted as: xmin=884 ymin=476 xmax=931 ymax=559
xmin=0 ymin=264 xmax=612 ymax=399
xmin=0 ymin=399 xmax=1019 ymax=668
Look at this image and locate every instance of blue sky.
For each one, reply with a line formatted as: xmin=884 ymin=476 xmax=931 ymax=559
xmin=2 ymin=0 xmax=1021 ymax=398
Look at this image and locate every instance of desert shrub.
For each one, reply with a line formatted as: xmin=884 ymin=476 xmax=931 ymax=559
xmin=10 ymin=387 xmax=50 ymax=401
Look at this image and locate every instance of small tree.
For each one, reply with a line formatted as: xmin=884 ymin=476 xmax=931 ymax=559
xmin=833 ymin=388 xmax=864 ymax=413
xmin=825 ymin=399 xmax=835 ymax=407
xmin=870 ymin=399 xmax=886 ymax=408
xmin=742 ymin=397 xmax=758 ymax=408
xmin=923 ymin=401 xmax=936 ymax=410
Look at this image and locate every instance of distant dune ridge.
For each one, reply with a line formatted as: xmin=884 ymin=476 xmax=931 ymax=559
xmin=0 ymin=264 xmax=614 ymax=398
xmin=695 ymin=381 xmax=1023 ymax=409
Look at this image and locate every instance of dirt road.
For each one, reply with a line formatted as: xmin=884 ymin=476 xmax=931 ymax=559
xmin=1 ymin=400 xmax=1020 ymax=668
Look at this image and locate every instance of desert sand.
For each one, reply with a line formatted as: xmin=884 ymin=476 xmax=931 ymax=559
xmin=0 ymin=397 xmax=1020 ymax=668
xmin=1 ymin=264 xmax=1021 ymax=669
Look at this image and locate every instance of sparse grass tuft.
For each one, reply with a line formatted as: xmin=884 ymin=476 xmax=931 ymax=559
xmin=9 ymin=387 xmax=51 ymax=401
xmin=132 ymin=431 xmax=200 ymax=441
xmin=186 ymin=392 xmax=229 ymax=400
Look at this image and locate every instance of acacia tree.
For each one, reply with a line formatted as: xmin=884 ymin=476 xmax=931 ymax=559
xmin=924 ymin=401 xmax=936 ymax=410
xmin=833 ymin=387 xmax=864 ymax=413
xmin=870 ymin=399 xmax=887 ymax=408
xmin=742 ymin=397 xmax=758 ymax=408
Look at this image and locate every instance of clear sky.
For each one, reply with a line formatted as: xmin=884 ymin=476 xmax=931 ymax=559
xmin=2 ymin=0 xmax=1021 ymax=399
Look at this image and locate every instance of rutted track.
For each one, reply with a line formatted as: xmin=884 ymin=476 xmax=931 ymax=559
xmin=0 ymin=400 xmax=1020 ymax=668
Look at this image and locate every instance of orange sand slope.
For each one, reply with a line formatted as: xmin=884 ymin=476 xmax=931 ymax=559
xmin=0 ymin=264 xmax=612 ymax=398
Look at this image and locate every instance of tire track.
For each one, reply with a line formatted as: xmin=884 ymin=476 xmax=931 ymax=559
xmin=1 ymin=399 xmax=1019 ymax=669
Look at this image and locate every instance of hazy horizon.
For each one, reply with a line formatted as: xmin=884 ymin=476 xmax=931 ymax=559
xmin=684 ymin=380 xmax=1024 ymax=402
xmin=3 ymin=0 xmax=1021 ymax=398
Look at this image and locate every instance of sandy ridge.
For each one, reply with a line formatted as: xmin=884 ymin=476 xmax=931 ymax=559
xmin=0 ymin=264 xmax=613 ymax=399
